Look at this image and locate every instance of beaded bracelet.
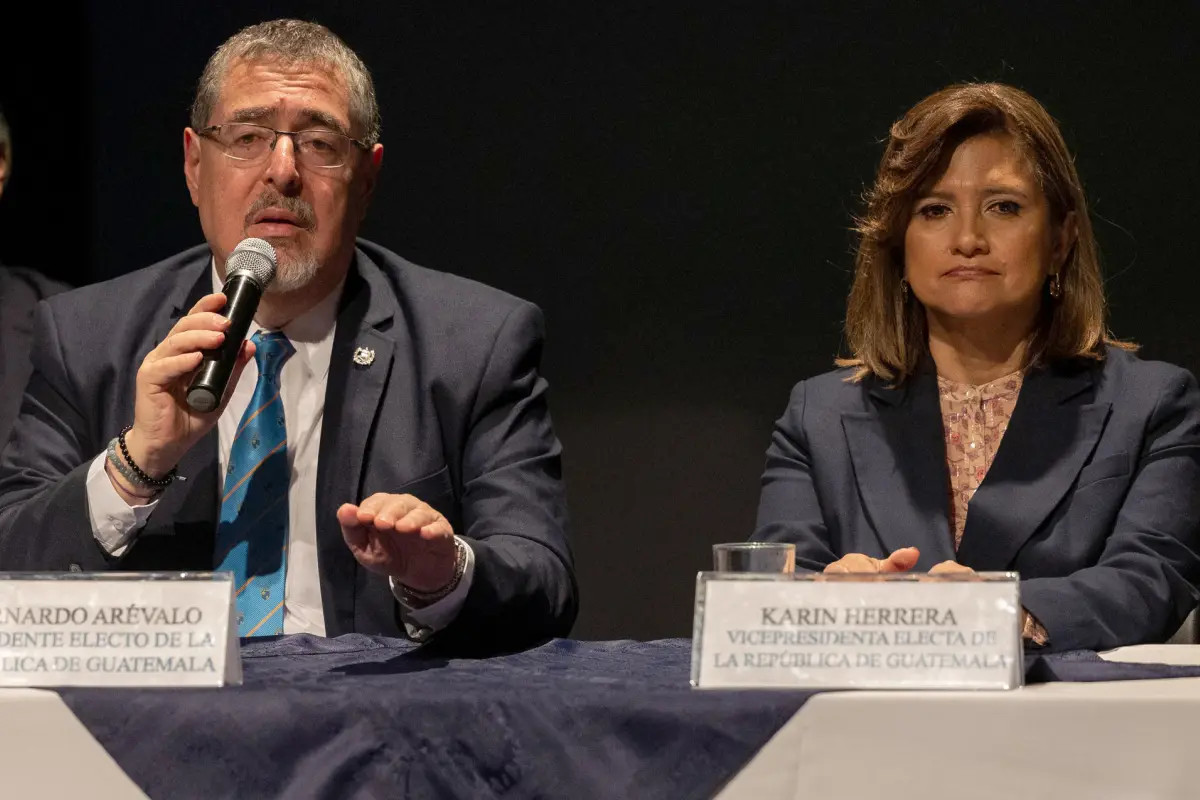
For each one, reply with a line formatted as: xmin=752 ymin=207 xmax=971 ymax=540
xmin=103 ymin=444 xmax=159 ymax=500
xmin=115 ymin=425 xmax=176 ymax=489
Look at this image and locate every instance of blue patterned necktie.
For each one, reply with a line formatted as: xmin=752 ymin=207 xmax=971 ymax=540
xmin=214 ymin=330 xmax=294 ymax=637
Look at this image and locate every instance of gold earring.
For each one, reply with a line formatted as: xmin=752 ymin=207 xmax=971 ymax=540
xmin=900 ymin=278 xmax=910 ymax=302
xmin=1048 ymin=274 xmax=1062 ymax=299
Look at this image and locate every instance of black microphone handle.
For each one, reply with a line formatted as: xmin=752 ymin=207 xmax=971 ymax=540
xmin=185 ymin=275 xmax=264 ymax=412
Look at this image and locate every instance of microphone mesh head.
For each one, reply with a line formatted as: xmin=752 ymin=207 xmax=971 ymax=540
xmin=225 ymin=238 xmax=277 ymax=288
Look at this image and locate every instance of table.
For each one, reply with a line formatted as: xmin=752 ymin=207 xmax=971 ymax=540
xmin=3 ymin=638 xmax=1200 ymax=799
xmin=717 ymin=645 xmax=1200 ymax=800
xmin=0 ymin=688 xmax=146 ymax=798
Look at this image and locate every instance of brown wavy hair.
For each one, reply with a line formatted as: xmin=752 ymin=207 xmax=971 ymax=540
xmin=838 ymin=82 xmax=1131 ymax=382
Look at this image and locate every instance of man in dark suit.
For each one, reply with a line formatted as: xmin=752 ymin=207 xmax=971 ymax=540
xmin=0 ymin=20 xmax=576 ymax=654
xmin=0 ymin=103 xmax=70 ymax=446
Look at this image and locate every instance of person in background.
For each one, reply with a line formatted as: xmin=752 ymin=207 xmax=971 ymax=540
xmin=753 ymin=83 xmax=1200 ymax=653
xmin=0 ymin=20 xmax=576 ymax=654
xmin=0 ymin=103 xmax=71 ymax=447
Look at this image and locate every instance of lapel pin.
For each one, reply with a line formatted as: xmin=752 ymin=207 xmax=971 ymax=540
xmin=353 ymin=346 xmax=376 ymax=367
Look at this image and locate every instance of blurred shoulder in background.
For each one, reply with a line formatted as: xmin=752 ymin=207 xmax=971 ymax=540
xmin=0 ymin=103 xmax=71 ymax=446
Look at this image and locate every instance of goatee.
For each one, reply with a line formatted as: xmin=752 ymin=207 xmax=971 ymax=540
xmin=265 ymin=245 xmax=320 ymax=294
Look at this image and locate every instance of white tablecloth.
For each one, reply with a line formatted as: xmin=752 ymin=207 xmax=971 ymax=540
xmin=718 ymin=645 xmax=1200 ymax=800
xmin=0 ymin=688 xmax=146 ymax=798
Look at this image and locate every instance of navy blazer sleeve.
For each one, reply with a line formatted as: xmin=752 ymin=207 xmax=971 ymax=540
xmin=432 ymin=302 xmax=578 ymax=654
xmin=1020 ymin=370 xmax=1200 ymax=652
xmin=754 ymin=381 xmax=841 ymax=571
xmin=0 ymin=300 xmax=108 ymax=569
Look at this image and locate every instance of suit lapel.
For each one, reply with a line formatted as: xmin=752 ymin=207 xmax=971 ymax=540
xmin=136 ymin=260 xmax=221 ymax=559
xmin=315 ymin=250 xmax=399 ymax=636
xmin=842 ymin=369 xmax=957 ymax=568
xmin=161 ymin=265 xmax=220 ymax=501
xmin=956 ymin=363 xmax=1109 ymax=569
xmin=131 ymin=436 xmax=220 ymax=567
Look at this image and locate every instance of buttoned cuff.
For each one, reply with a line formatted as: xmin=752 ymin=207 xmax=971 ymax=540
xmin=389 ymin=537 xmax=476 ymax=642
xmin=85 ymin=453 xmax=159 ymax=558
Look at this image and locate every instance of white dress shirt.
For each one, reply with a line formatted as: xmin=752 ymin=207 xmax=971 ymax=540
xmin=85 ymin=262 xmax=474 ymax=637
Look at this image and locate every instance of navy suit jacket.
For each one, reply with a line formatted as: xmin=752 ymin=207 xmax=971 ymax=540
xmin=754 ymin=349 xmax=1200 ymax=652
xmin=0 ymin=240 xmax=577 ymax=654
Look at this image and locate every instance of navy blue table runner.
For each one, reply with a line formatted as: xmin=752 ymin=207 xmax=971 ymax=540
xmin=57 ymin=636 xmax=1200 ymax=800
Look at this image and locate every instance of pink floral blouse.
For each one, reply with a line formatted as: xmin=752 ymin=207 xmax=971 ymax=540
xmin=937 ymin=370 xmax=1024 ymax=550
xmin=937 ymin=369 xmax=1046 ymax=643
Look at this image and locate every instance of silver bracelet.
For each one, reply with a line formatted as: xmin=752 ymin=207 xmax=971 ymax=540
xmin=400 ymin=538 xmax=468 ymax=606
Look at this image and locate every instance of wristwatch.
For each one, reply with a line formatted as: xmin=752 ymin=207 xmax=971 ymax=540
xmin=399 ymin=537 xmax=468 ymax=607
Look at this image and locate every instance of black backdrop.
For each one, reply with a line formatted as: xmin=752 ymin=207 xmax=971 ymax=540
xmin=1 ymin=3 xmax=1197 ymax=639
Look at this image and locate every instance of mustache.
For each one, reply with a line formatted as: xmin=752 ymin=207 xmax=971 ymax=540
xmin=243 ymin=191 xmax=316 ymax=230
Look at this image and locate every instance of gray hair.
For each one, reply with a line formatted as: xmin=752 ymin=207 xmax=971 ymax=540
xmin=191 ymin=19 xmax=381 ymax=145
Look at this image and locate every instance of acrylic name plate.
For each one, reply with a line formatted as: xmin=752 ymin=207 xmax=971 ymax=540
xmin=692 ymin=572 xmax=1022 ymax=690
xmin=0 ymin=573 xmax=241 ymax=687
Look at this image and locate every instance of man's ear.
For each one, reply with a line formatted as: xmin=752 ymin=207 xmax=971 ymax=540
xmin=183 ymin=128 xmax=202 ymax=207
xmin=0 ymin=148 xmax=9 ymax=202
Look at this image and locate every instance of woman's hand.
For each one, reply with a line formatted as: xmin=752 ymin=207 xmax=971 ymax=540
xmin=928 ymin=561 xmax=977 ymax=576
xmin=823 ymin=547 xmax=920 ymax=574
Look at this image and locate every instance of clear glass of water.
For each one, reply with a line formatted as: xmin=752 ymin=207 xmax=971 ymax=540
xmin=712 ymin=542 xmax=796 ymax=574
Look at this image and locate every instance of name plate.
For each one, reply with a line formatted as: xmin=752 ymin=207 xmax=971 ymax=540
xmin=691 ymin=572 xmax=1022 ymax=690
xmin=0 ymin=572 xmax=241 ymax=687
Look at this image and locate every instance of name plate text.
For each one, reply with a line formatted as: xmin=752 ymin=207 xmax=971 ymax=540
xmin=0 ymin=573 xmax=241 ymax=687
xmin=692 ymin=572 xmax=1022 ymax=690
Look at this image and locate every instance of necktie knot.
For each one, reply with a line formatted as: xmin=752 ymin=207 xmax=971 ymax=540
xmin=252 ymin=331 xmax=294 ymax=382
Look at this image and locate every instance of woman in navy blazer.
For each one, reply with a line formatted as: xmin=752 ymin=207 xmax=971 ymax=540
xmin=753 ymin=83 xmax=1200 ymax=653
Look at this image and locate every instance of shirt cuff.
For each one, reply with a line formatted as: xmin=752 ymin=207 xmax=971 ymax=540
xmin=389 ymin=537 xmax=476 ymax=641
xmin=85 ymin=453 xmax=159 ymax=558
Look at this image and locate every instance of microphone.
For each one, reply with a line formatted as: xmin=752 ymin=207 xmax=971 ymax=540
xmin=185 ymin=238 xmax=277 ymax=412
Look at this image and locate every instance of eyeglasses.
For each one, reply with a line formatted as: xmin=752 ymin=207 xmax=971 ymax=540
xmin=197 ymin=123 xmax=369 ymax=169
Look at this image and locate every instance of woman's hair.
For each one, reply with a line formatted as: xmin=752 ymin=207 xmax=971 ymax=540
xmin=838 ymin=82 xmax=1131 ymax=382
